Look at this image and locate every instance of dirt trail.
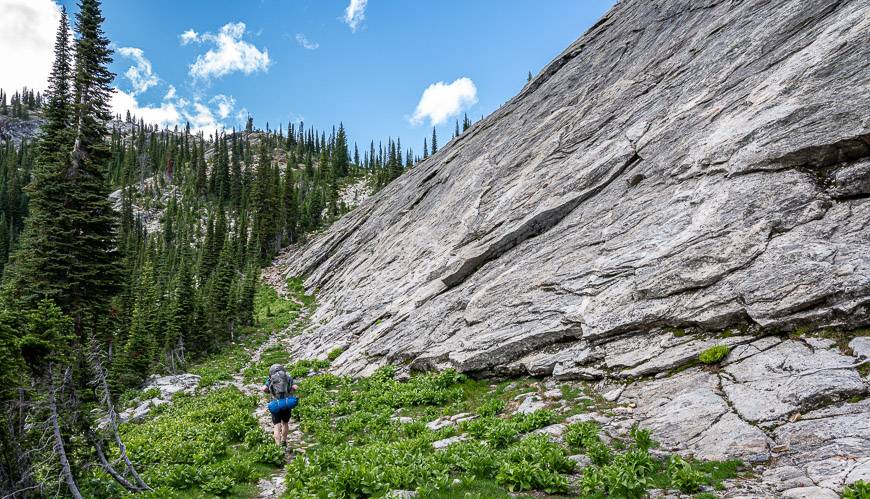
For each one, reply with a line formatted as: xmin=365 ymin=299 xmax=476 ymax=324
xmin=247 ymin=274 xmax=311 ymax=498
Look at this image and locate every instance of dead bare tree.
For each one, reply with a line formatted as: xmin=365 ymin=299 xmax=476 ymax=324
xmin=47 ymin=364 xmax=82 ymax=499
xmin=86 ymin=341 xmax=151 ymax=492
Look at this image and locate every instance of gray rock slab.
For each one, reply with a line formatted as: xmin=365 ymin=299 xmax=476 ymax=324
xmin=721 ymin=340 xmax=866 ymax=422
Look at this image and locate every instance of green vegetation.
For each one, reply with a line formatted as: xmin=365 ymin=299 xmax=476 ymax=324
xmin=267 ymin=366 xmax=742 ymax=498
xmin=327 ymin=347 xmax=344 ymax=361
xmin=85 ymin=388 xmax=282 ymax=497
xmin=699 ymin=345 xmax=730 ymax=364
xmin=842 ymin=480 xmax=870 ymax=499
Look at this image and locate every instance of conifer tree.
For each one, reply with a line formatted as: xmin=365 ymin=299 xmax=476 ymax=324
xmin=431 ymin=127 xmax=438 ymax=154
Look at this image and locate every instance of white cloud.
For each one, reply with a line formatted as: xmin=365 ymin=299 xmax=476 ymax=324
xmin=0 ymin=0 xmax=61 ymax=93
xmin=163 ymin=85 xmax=176 ymax=100
xmin=112 ymin=86 xmax=240 ymax=133
xmin=111 ymin=87 xmax=181 ymax=129
xmin=179 ymin=29 xmax=199 ymax=45
xmin=342 ymin=0 xmax=367 ymax=33
xmin=235 ymin=108 xmax=249 ymax=124
xmin=185 ymin=101 xmax=221 ymax=132
xmin=117 ymin=47 xmax=158 ymax=95
xmin=295 ymin=33 xmax=319 ymax=50
xmin=187 ymin=22 xmax=270 ymax=81
xmin=410 ymin=77 xmax=478 ymax=127
xmin=210 ymin=94 xmax=235 ymax=119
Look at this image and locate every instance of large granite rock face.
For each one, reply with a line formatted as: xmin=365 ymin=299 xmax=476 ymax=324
xmin=276 ymin=0 xmax=870 ymax=378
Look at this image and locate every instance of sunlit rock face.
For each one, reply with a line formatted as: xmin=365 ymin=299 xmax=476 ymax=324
xmin=276 ymin=0 xmax=869 ymax=378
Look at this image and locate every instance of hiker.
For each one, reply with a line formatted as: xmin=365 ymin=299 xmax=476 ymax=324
xmin=261 ymin=364 xmax=298 ymax=446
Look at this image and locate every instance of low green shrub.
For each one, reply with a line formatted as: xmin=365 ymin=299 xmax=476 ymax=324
xmin=842 ymin=480 xmax=870 ymax=499
xmin=699 ymin=344 xmax=729 ymax=364
xmin=476 ymin=396 xmax=505 ymax=417
xmin=90 ymin=388 xmax=280 ymax=495
xmin=327 ymin=347 xmax=344 ymax=361
xmin=564 ymin=421 xmax=601 ymax=450
xmin=668 ymin=455 xmax=704 ymax=493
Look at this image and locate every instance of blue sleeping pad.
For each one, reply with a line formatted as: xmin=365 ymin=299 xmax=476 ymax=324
xmin=267 ymin=396 xmax=298 ymax=414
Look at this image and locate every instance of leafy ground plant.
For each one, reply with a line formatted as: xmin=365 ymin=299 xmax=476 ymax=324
xmin=85 ymin=388 xmax=282 ymax=497
xmin=699 ymin=344 xmax=729 ymax=364
xmin=842 ymin=480 xmax=870 ymax=499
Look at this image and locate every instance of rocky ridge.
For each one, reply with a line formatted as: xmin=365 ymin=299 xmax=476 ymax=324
xmin=269 ymin=0 xmax=870 ymax=495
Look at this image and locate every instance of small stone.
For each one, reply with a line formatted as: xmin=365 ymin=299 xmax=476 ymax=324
xmin=803 ymin=337 xmax=837 ymax=350
xmin=781 ymin=486 xmax=838 ymax=499
xmin=425 ymin=417 xmax=453 ymax=431
xmin=565 ymin=413 xmax=612 ymax=425
xmin=542 ymin=389 xmax=563 ymax=400
xmin=432 ymin=434 xmax=468 ymax=450
xmin=568 ymin=454 xmax=592 ymax=468
xmin=449 ymin=412 xmax=474 ymax=422
xmin=533 ymin=423 xmax=567 ymax=442
xmin=849 ymin=337 xmax=870 ymax=359
xmin=515 ymin=396 xmax=547 ymax=414
xmin=386 ymin=490 xmax=418 ymax=499
xmin=512 ymin=391 xmax=537 ymax=401
xmin=603 ymin=386 xmax=624 ymax=402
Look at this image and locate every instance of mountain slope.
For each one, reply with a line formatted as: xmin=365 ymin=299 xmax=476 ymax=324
xmin=277 ymin=0 xmax=869 ymax=378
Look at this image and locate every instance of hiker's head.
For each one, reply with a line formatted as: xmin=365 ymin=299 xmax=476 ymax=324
xmin=269 ymin=364 xmax=285 ymax=376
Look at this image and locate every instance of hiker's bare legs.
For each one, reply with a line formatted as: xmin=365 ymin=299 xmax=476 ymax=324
xmin=273 ymin=423 xmax=283 ymax=445
xmin=273 ymin=421 xmax=290 ymax=445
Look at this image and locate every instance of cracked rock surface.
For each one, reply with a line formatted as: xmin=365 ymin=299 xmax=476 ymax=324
xmin=275 ymin=0 xmax=870 ymax=378
xmin=267 ymin=0 xmax=870 ymax=495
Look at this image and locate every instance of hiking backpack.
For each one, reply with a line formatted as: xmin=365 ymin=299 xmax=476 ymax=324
xmin=268 ymin=364 xmax=291 ymax=399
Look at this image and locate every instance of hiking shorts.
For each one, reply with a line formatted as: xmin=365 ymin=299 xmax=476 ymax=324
xmin=271 ymin=406 xmax=292 ymax=424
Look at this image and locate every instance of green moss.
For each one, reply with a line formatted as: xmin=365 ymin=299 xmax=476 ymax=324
xmin=699 ymin=345 xmax=730 ymax=364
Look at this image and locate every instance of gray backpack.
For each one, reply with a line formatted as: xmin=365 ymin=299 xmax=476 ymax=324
xmin=268 ymin=364 xmax=291 ymax=399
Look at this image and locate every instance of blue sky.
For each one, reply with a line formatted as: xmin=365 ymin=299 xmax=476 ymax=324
xmin=3 ymin=0 xmax=614 ymax=154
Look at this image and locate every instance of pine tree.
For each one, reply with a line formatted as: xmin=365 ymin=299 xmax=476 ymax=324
xmin=431 ymin=127 xmax=438 ymax=154
xmin=114 ymin=261 xmax=158 ymax=388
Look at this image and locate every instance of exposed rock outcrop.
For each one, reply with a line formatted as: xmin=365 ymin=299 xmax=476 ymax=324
xmin=276 ymin=0 xmax=870 ymax=378
xmin=269 ymin=0 xmax=870 ymax=493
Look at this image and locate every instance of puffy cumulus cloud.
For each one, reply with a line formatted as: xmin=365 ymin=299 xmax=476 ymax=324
xmin=187 ymin=22 xmax=270 ymax=81
xmin=111 ymin=88 xmax=181 ymax=129
xmin=185 ymin=101 xmax=221 ymax=132
xmin=163 ymin=85 xmax=177 ymax=100
xmin=342 ymin=0 xmax=367 ymax=33
xmin=111 ymin=87 xmax=239 ymax=134
xmin=410 ymin=77 xmax=478 ymax=127
xmin=179 ymin=29 xmax=199 ymax=45
xmin=295 ymin=33 xmax=319 ymax=50
xmin=117 ymin=47 xmax=158 ymax=95
xmin=0 ymin=0 xmax=61 ymax=93
xmin=209 ymin=94 xmax=235 ymax=119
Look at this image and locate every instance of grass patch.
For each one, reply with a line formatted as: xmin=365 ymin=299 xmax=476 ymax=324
xmin=190 ymin=340 xmax=255 ymax=388
xmin=254 ymin=284 xmax=300 ymax=333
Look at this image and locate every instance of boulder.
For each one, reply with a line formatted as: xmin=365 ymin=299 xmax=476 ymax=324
xmin=514 ymin=395 xmax=547 ymax=414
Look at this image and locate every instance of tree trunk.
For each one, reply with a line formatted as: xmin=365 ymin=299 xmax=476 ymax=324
xmin=88 ymin=343 xmax=151 ymax=491
xmin=47 ymin=364 xmax=83 ymax=499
